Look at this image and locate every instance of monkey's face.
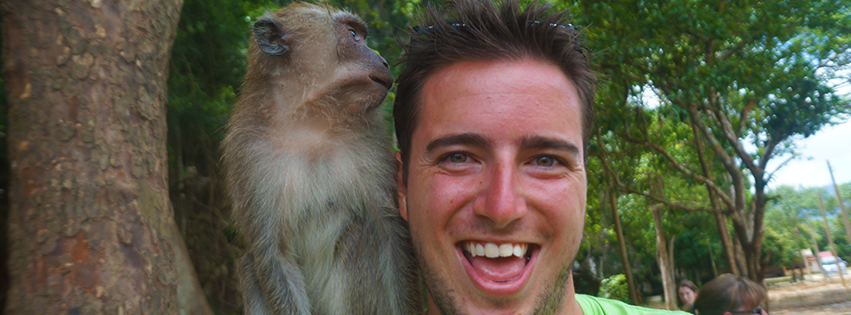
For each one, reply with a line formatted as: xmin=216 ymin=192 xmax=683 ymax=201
xmin=398 ymin=59 xmax=587 ymax=314
xmin=252 ymin=4 xmax=392 ymax=115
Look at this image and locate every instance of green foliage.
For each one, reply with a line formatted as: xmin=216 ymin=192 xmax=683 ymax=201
xmin=766 ymin=184 xmax=851 ymax=264
xmin=598 ymin=274 xmax=632 ymax=304
xmin=571 ymin=0 xmax=850 ymax=285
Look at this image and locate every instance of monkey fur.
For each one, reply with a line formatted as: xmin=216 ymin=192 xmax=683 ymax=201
xmin=222 ymin=3 xmax=420 ymax=314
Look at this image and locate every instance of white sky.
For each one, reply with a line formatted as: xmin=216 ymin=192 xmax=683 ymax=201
xmin=766 ymin=120 xmax=851 ymax=190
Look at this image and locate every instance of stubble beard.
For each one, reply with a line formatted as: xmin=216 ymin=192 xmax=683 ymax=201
xmin=414 ymin=239 xmax=575 ymax=315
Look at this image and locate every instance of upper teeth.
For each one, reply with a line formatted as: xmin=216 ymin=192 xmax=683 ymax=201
xmin=465 ymin=242 xmax=527 ymax=258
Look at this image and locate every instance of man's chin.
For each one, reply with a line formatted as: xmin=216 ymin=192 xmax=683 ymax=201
xmin=418 ymin=248 xmax=575 ymax=315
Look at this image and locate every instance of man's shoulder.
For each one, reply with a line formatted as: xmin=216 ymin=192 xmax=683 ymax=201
xmin=575 ymin=294 xmax=692 ymax=315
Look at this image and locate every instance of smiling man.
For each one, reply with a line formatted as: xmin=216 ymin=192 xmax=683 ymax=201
xmin=392 ymin=0 xmax=690 ymax=314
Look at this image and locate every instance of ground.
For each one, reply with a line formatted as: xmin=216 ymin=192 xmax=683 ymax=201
xmin=769 ymin=275 xmax=851 ymax=315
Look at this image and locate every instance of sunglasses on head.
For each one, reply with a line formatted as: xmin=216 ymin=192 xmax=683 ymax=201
xmin=729 ymin=307 xmax=764 ymax=314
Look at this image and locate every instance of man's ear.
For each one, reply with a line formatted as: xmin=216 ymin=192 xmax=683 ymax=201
xmin=395 ymin=152 xmax=409 ymax=221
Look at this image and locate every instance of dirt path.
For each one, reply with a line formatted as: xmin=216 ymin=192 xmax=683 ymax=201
xmin=769 ymin=276 xmax=851 ymax=315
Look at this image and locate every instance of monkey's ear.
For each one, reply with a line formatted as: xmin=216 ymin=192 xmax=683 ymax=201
xmin=254 ymin=17 xmax=290 ymax=56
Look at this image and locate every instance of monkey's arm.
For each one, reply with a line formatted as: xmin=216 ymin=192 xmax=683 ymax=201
xmin=248 ymin=246 xmax=311 ymax=315
xmin=376 ymin=209 xmax=423 ymax=314
xmin=241 ymin=226 xmax=311 ymax=315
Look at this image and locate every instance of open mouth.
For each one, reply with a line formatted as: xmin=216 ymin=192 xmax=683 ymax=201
xmin=459 ymin=241 xmax=535 ymax=284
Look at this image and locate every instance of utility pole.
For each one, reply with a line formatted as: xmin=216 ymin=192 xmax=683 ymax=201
xmin=804 ymin=211 xmax=828 ymax=279
xmin=818 ymin=193 xmax=847 ymax=287
xmin=828 ymin=161 xmax=851 ymax=248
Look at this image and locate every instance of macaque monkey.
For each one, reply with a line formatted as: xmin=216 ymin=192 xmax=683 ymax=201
xmin=222 ymin=3 xmax=420 ymax=314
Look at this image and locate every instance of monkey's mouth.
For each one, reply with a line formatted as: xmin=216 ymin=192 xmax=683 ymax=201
xmin=369 ymin=75 xmax=393 ymax=90
xmin=459 ymin=241 xmax=535 ymax=284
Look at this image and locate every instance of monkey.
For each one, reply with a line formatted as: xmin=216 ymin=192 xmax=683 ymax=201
xmin=221 ymin=3 xmax=420 ymax=315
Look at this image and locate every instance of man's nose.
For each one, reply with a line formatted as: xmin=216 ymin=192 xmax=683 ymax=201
xmin=473 ymin=160 xmax=527 ymax=229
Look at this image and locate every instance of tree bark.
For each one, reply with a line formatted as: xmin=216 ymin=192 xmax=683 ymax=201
xmin=652 ymin=206 xmax=677 ymax=310
xmin=2 ymin=0 xmax=210 ymax=313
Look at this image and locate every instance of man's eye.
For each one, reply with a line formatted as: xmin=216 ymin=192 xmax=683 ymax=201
xmin=444 ymin=153 xmax=469 ymax=163
xmin=533 ymin=156 xmax=558 ymax=167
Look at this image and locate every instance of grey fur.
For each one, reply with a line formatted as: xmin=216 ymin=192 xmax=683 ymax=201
xmin=222 ymin=3 xmax=421 ymax=315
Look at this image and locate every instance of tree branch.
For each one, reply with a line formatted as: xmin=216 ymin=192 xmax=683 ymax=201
xmin=618 ymin=185 xmax=721 ymax=213
xmin=719 ymin=39 xmax=748 ymax=61
xmin=708 ymin=104 xmax=760 ymax=177
xmin=686 ymin=104 xmax=748 ymax=213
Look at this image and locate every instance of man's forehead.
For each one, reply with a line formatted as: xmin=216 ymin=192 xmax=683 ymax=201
xmin=422 ymin=58 xmax=572 ymax=96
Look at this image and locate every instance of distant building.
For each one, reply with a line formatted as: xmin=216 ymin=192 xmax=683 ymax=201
xmin=801 ymin=249 xmax=820 ymax=273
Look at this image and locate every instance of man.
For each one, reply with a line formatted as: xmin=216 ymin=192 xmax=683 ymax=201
xmin=392 ymin=0 xmax=690 ymax=314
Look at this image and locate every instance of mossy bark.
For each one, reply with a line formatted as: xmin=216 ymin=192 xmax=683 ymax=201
xmin=2 ymin=0 xmax=209 ymax=313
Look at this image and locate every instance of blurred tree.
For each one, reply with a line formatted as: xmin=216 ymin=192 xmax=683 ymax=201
xmin=166 ymin=0 xmax=260 ymax=312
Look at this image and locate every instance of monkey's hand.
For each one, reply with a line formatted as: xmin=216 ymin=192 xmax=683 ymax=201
xmin=239 ymin=247 xmax=311 ymax=315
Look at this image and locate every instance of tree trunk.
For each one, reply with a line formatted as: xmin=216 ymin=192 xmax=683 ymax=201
xmin=668 ymin=236 xmax=675 ymax=283
xmin=714 ymin=212 xmax=739 ymax=276
xmin=607 ymin=185 xmax=639 ymax=304
xmin=707 ymin=241 xmax=718 ymax=277
xmin=2 ymin=0 xmax=210 ymax=313
xmin=652 ymin=206 xmax=677 ymax=310
xmin=689 ymin=120 xmax=739 ymax=277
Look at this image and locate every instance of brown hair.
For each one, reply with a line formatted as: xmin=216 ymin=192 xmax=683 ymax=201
xmin=677 ymin=279 xmax=699 ymax=307
xmin=692 ymin=274 xmax=766 ymax=315
xmin=393 ymin=0 xmax=596 ymax=181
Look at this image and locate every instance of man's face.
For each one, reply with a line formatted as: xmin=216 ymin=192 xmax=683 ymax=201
xmin=397 ymin=59 xmax=587 ymax=314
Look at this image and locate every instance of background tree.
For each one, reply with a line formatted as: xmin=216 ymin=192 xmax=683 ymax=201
xmin=572 ymin=0 xmax=851 ymax=283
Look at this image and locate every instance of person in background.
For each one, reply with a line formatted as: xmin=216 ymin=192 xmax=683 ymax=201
xmin=692 ymin=274 xmax=768 ymax=315
xmin=677 ymin=279 xmax=699 ymax=312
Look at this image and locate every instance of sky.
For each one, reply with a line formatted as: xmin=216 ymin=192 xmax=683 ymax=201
xmin=766 ymin=120 xmax=851 ymax=190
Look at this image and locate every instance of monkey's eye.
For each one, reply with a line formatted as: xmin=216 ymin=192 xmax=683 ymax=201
xmin=349 ymin=29 xmax=361 ymax=42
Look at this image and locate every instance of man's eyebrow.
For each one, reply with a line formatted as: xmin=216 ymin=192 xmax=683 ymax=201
xmin=519 ymin=136 xmax=580 ymax=156
xmin=425 ymin=133 xmax=489 ymax=154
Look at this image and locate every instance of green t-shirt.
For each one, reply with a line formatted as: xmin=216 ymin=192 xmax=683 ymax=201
xmin=576 ymin=294 xmax=692 ymax=315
